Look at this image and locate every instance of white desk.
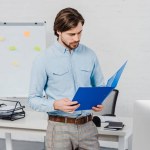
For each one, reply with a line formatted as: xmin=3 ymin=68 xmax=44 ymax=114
xmin=0 ymin=111 xmax=132 ymax=150
xmin=98 ymin=116 xmax=133 ymax=150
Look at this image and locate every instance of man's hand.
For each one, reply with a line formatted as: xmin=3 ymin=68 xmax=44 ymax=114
xmin=92 ymin=105 xmax=103 ymax=112
xmin=53 ymin=98 xmax=80 ymax=113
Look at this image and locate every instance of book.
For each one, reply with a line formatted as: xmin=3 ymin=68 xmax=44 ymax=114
xmin=104 ymin=121 xmax=124 ymax=130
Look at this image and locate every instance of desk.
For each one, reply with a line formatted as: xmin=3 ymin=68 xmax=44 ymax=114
xmin=98 ymin=116 xmax=133 ymax=150
xmin=0 ymin=111 xmax=132 ymax=150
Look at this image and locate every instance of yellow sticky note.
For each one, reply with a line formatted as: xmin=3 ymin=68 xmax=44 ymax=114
xmin=24 ymin=31 xmax=30 ymax=37
xmin=11 ymin=61 xmax=20 ymax=67
xmin=34 ymin=46 xmax=41 ymax=52
xmin=8 ymin=46 xmax=17 ymax=51
xmin=0 ymin=37 xmax=5 ymax=41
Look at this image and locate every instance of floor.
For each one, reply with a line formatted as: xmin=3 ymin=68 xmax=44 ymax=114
xmin=0 ymin=139 xmax=117 ymax=150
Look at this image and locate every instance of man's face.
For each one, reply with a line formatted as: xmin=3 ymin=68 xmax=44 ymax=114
xmin=57 ymin=22 xmax=83 ymax=50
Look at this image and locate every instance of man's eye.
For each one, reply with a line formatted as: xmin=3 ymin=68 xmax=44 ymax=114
xmin=69 ymin=34 xmax=75 ymax=36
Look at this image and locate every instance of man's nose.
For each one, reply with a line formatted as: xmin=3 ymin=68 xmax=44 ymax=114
xmin=74 ymin=34 xmax=80 ymax=42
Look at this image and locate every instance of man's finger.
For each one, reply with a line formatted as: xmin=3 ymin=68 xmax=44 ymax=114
xmin=92 ymin=106 xmax=102 ymax=112
xmin=65 ymin=104 xmax=80 ymax=111
xmin=66 ymin=101 xmax=78 ymax=106
xmin=97 ymin=105 xmax=103 ymax=108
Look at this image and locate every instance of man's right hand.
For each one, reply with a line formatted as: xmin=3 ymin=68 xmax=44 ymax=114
xmin=53 ymin=98 xmax=80 ymax=113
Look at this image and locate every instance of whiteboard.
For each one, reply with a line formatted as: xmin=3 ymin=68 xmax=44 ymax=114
xmin=0 ymin=22 xmax=46 ymax=97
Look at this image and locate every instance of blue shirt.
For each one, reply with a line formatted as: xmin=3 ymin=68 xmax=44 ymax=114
xmin=28 ymin=41 xmax=104 ymax=117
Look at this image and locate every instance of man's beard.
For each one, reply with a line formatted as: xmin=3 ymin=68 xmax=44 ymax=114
xmin=61 ymin=37 xmax=79 ymax=50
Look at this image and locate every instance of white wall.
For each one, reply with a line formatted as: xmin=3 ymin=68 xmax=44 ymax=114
xmin=0 ymin=0 xmax=150 ymax=117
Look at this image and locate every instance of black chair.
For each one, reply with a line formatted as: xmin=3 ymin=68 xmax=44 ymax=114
xmin=93 ymin=89 xmax=119 ymax=117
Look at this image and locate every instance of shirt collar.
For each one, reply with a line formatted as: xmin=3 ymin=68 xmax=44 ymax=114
xmin=54 ymin=40 xmax=79 ymax=54
xmin=54 ymin=40 xmax=67 ymax=53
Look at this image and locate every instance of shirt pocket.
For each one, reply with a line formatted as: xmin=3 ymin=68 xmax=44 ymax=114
xmin=80 ymin=66 xmax=92 ymax=74
xmin=50 ymin=68 xmax=69 ymax=83
xmin=52 ymin=69 xmax=69 ymax=76
xmin=79 ymin=66 xmax=92 ymax=83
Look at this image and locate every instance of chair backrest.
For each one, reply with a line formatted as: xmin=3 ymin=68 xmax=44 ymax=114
xmin=93 ymin=89 xmax=119 ymax=116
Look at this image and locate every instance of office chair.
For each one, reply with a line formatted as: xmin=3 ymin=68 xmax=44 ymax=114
xmin=93 ymin=89 xmax=119 ymax=117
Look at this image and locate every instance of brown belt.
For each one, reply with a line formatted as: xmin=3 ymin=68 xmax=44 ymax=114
xmin=49 ymin=114 xmax=92 ymax=125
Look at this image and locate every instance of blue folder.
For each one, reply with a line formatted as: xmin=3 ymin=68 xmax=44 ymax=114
xmin=72 ymin=61 xmax=127 ymax=111
xmin=106 ymin=61 xmax=127 ymax=88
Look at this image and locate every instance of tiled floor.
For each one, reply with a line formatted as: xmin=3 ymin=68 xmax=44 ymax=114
xmin=0 ymin=139 xmax=117 ymax=150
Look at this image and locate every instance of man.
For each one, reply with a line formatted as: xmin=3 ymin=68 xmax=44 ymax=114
xmin=29 ymin=7 xmax=104 ymax=150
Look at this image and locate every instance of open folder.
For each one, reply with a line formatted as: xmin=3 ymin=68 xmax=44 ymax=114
xmin=72 ymin=61 xmax=127 ymax=111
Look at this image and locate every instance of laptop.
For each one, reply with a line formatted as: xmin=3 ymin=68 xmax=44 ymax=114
xmin=72 ymin=61 xmax=127 ymax=111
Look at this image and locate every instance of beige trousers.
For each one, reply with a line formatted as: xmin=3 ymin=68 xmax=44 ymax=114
xmin=45 ymin=120 xmax=100 ymax=150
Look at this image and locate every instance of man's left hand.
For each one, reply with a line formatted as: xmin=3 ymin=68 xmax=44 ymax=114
xmin=92 ymin=105 xmax=103 ymax=112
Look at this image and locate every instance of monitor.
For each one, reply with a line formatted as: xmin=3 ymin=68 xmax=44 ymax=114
xmin=132 ymin=100 xmax=150 ymax=150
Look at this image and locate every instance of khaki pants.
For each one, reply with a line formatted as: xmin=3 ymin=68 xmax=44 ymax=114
xmin=45 ymin=120 xmax=100 ymax=150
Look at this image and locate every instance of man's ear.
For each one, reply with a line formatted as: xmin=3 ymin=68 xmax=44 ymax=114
xmin=57 ymin=31 xmax=61 ymax=36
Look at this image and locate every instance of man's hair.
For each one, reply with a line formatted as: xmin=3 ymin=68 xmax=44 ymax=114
xmin=54 ymin=7 xmax=85 ymax=37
